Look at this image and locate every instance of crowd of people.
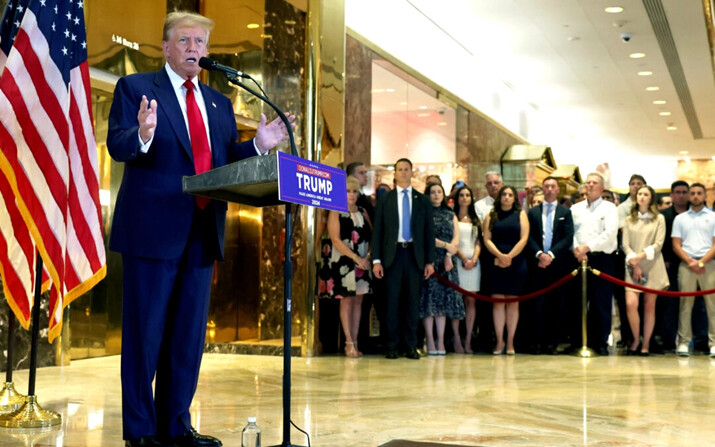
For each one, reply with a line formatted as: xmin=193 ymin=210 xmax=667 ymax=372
xmin=317 ymin=159 xmax=715 ymax=360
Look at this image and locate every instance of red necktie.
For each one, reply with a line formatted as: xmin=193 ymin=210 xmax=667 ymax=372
xmin=184 ymin=80 xmax=211 ymax=209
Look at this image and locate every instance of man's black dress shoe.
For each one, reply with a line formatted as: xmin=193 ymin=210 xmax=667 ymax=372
xmin=170 ymin=429 xmax=222 ymax=447
xmin=125 ymin=436 xmax=169 ymax=447
xmin=385 ymin=350 xmax=398 ymax=359
xmin=404 ymin=348 xmax=420 ymax=359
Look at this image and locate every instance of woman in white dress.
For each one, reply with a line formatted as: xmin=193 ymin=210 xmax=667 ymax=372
xmin=454 ymin=185 xmax=482 ymax=354
xmin=622 ymin=185 xmax=669 ymax=356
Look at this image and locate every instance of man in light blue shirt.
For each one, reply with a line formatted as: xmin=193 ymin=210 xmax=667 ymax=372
xmin=672 ymin=183 xmax=715 ymax=357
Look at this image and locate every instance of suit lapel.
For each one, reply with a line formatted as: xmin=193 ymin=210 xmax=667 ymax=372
xmin=153 ymin=68 xmax=193 ymax=161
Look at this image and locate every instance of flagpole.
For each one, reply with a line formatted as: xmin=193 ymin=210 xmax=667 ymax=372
xmin=0 ymin=252 xmax=60 ymax=427
xmin=0 ymin=311 xmax=25 ymax=412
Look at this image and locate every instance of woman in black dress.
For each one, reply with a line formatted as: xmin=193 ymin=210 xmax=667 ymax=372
xmin=483 ymin=185 xmax=529 ymax=355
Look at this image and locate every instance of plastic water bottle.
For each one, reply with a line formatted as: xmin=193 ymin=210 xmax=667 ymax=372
xmin=241 ymin=417 xmax=261 ymax=447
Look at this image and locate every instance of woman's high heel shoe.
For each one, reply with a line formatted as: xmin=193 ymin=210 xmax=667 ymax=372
xmin=345 ymin=342 xmax=362 ymax=358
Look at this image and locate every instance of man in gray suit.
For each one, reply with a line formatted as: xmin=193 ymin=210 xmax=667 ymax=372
xmin=372 ymin=158 xmax=436 ymax=359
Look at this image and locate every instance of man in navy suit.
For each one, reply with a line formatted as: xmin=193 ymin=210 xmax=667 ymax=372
xmin=107 ymin=12 xmax=293 ymax=447
xmin=371 ymin=158 xmax=436 ymax=359
xmin=525 ymin=177 xmax=574 ymax=354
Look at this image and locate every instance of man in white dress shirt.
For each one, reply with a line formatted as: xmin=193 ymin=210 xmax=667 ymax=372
xmin=474 ymin=171 xmax=503 ymax=222
xmin=571 ymin=172 xmax=619 ymax=355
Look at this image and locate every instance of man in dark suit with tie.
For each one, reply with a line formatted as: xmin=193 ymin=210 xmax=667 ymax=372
xmin=372 ymin=158 xmax=436 ymax=359
xmin=107 ymin=11 xmax=293 ymax=447
xmin=525 ymin=177 xmax=574 ymax=354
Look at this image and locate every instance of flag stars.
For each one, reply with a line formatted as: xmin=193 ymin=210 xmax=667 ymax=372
xmin=14 ymin=19 xmax=20 ymax=28
xmin=71 ymin=33 xmax=76 ymax=41
xmin=78 ymin=1 xmax=83 ymax=8
xmin=40 ymin=0 xmax=46 ymax=6
xmin=54 ymin=5 xmax=58 ymax=14
xmin=73 ymin=17 xmax=80 ymax=26
xmin=64 ymin=29 xmax=69 ymax=38
xmin=66 ymin=11 xmax=72 ymax=20
xmin=52 ymin=22 xmax=56 ymax=31
xmin=61 ymin=46 xmax=68 ymax=55
xmin=81 ymin=41 xmax=86 ymax=49
xmin=16 ymin=5 xmax=23 ymax=13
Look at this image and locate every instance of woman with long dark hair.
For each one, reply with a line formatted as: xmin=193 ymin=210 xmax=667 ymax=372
xmin=454 ymin=185 xmax=482 ymax=353
xmin=419 ymin=183 xmax=465 ymax=354
xmin=483 ymin=185 xmax=529 ymax=355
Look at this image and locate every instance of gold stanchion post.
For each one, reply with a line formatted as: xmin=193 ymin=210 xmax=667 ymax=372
xmin=572 ymin=259 xmax=597 ymax=357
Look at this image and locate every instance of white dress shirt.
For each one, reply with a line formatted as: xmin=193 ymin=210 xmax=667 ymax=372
xmin=571 ymin=197 xmax=618 ymax=254
xmin=474 ymin=196 xmax=495 ymax=223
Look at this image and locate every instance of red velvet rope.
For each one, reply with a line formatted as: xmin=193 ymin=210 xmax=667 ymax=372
xmin=430 ymin=269 xmax=578 ymax=303
xmin=590 ymin=268 xmax=715 ymax=297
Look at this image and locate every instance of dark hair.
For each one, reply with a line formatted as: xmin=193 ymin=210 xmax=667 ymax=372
xmin=345 ymin=161 xmax=364 ymax=176
xmin=629 ymin=174 xmax=647 ymax=185
xmin=543 ymin=176 xmax=559 ymax=185
xmin=455 ymin=185 xmax=482 ymax=239
xmin=488 ymin=185 xmax=521 ymax=231
xmin=690 ymin=182 xmax=706 ymax=193
xmin=602 ymin=189 xmax=615 ymax=201
xmin=425 ymin=182 xmax=450 ymax=210
xmin=394 ymin=158 xmax=412 ymax=170
xmin=671 ymin=180 xmax=689 ymax=192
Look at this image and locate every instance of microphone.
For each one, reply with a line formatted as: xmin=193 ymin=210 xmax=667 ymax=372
xmin=198 ymin=57 xmax=249 ymax=78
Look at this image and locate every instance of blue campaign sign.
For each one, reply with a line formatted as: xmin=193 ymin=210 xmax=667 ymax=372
xmin=277 ymin=152 xmax=348 ymax=212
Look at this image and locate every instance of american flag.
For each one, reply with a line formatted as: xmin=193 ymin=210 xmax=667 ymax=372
xmin=0 ymin=0 xmax=106 ymax=342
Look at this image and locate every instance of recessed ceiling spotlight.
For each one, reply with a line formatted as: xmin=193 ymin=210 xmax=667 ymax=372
xmin=419 ymin=105 xmax=428 ymax=110
xmin=679 ymin=151 xmax=689 ymax=155
xmin=567 ymin=36 xmax=580 ymax=41
xmin=659 ymin=111 xmax=671 ymax=116
xmin=417 ymin=113 xmax=430 ymax=117
xmin=385 ymin=88 xmax=395 ymax=93
xmin=646 ymin=86 xmax=660 ymax=91
xmin=605 ymin=6 xmax=624 ymax=13
xmin=637 ymin=71 xmax=653 ymax=76
xmin=629 ymin=52 xmax=646 ymax=58
xmin=437 ymin=122 xmax=447 ymax=126
xmin=247 ymin=23 xmax=260 ymax=29
xmin=653 ymin=100 xmax=666 ymax=105
xmin=667 ymin=125 xmax=677 ymax=130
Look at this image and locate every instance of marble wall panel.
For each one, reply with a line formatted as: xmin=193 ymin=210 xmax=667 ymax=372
xmin=259 ymin=0 xmax=307 ymax=341
xmin=0 ymin=290 xmax=58 ymax=372
xmin=677 ymin=159 xmax=715 ymax=206
xmin=344 ymin=35 xmax=372 ymax=167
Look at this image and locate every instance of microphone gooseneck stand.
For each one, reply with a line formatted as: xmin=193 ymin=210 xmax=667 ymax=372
xmin=224 ymin=72 xmax=306 ymax=447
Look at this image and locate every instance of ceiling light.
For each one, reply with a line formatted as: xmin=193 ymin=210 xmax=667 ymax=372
xmin=684 ymin=156 xmax=691 ymax=163
xmin=371 ymin=89 xmax=384 ymax=93
xmin=605 ymin=6 xmax=624 ymax=13
xmin=419 ymin=105 xmax=428 ymax=109
xmin=417 ymin=113 xmax=430 ymax=117
xmin=659 ymin=111 xmax=671 ymax=116
xmin=645 ymin=86 xmax=660 ymax=91
xmin=629 ymin=52 xmax=646 ymax=58
xmin=437 ymin=122 xmax=447 ymax=126
xmin=711 ymin=156 xmax=715 ymax=161
xmin=385 ymin=88 xmax=395 ymax=93
xmin=637 ymin=71 xmax=653 ymax=76
xmin=667 ymin=125 xmax=677 ymax=130
xmin=567 ymin=36 xmax=580 ymax=41
xmin=653 ymin=100 xmax=666 ymax=105
xmin=247 ymin=23 xmax=260 ymax=29
xmin=679 ymin=151 xmax=689 ymax=155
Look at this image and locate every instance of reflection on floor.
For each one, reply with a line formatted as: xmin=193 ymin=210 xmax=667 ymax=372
xmin=1 ymin=352 xmax=715 ymax=446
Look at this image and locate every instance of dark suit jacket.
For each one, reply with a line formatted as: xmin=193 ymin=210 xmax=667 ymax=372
xmin=659 ymin=206 xmax=682 ymax=265
xmin=372 ymin=187 xmax=436 ymax=270
xmin=527 ymin=202 xmax=574 ymax=269
xmin=107 ymin=68 xmax=257 ymax=261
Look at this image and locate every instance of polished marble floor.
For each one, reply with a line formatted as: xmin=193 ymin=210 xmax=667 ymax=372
xmin=1 ymin=351 xmax=714 ymax=446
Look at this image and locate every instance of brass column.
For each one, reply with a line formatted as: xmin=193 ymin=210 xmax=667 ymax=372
xmin=302 ymin=0 xmax=346 ymax=356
